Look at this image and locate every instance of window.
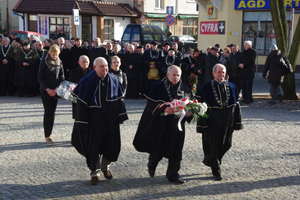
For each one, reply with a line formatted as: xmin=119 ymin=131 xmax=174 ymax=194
xmin=148 ymin=20 xmax=168 ymax=35
xmin=104 ymin=19 xmax=114 ymax=42
xmin=49 ymin=17 xmax=70 ymax=39
xmin=182 ymin=18 xmax=198 ymax=37
xmin=28 ymin=14 xmax=37 ymax=32
xmin=242 ymin=11 xmax=281 ymax=55
xmin=155 ymin=0 xmax=163 ymax=9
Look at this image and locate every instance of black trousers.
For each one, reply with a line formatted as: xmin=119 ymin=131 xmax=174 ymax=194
xmin=40 ymin=90 xmax=58 ymax=137
xmin=126 ymin=78 xmax=140 ymax=99
xmin=0 ymin=81 xmax=14 ymax=95
xmin=240 ymin=78 xmax=253 ymax=101
xmin=147 ymin=154 xmax=180 ymax=181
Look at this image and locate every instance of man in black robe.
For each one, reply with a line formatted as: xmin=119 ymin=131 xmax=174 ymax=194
xmin=133 ymin=65 xmax=193 ymax=184
xmin=141 ymin=41 xmax=162 ymax=91
xmin=88 ymin=37 xmax=109 ymax=68
xmin=68 ymin=55 xmax=92 ymax=119
xmin=195 ymin=64 xmax=243 ymax=181
xmin=14 ymin=41 xmax=38 ymax=97
xmin=0 ymin=37 xmax=15 ymax=96
xmin=70 ymin=38 xmax=88 ymax=72
xmin=71 ymin=57 xmax=128 ymax=185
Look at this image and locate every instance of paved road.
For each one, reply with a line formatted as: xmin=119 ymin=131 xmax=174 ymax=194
xmin=0 ymin=80 xmax=300 ymax=199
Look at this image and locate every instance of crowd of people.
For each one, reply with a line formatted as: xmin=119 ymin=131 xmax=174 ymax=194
xmin=2 ymin=31 xmax=290 ymax=185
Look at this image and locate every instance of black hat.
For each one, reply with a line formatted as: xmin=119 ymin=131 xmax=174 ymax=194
xmin=22 ymin=41 xmax=30 ymax=47
xmin=163 ymin=42 xmax=170 ymax=47
xmin=11 ymin=32 xmax=17 ymax=35
xmin=168 ymin=48 xmax=175 ymax=52
xmin=15 ymin=38 xmax=22 ymax=44
xmin=214 ymin=44 xmax=220 ymax=48
xmin=227 ymin=44 xmax=233 ymax=47
xmin=150 ymin=41 xmax=157 ymax=45
xmin=137 ymin=45 xmax=144 ymax=49
xmin=211 ymin=47 xmax=218 ymax=51
xmin=193 ymin=47 xmax=200 ymax=52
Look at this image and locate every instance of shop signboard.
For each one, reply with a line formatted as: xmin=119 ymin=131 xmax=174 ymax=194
xmin=235 ymin=0 xmax=300 ymax=10
xmin=200 ymin=21 xmax=225 ymax=35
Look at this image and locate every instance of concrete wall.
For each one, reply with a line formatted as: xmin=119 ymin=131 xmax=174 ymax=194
xmin=1 ymin=0 xmax=20 ymax=35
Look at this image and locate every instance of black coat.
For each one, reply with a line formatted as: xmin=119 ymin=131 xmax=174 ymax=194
xmin=71 ymin=45 xmax=88 ymax=71
xmin=68 ymin=66 xmax=93 ymax=84
xmin=133 ymin=79 xmax=193 ymax=160
xmin=37 ymin=55 xmax=64 ymax=90
xmin=88 ymin=46 xmax=109 ymax=68
xmin=195 ymin=80 xmax=243 ymax=169
xmin=204 ymin=52 xmax=220 ymax=83
xmin=59 ymin=47 xmax=71 ymax=77
xmin=238 ymin=48 xmax=256 ymax=79
xmin=14 ymin=48 xmax=39 ymax=87
xmin=71 ymin=72 xmax=128 ymax=171
xmin=263 ymin=50 xmax=285 ymax=84
xmin=68 ymin=66 xmax=92 ymax=119
xmin=0 ymin=45 xmax=15 ymax=82
xmin=228 ymin=51 xmax=242 ymax=78
xmin=122 ymin=52 xmax=141 ymax=79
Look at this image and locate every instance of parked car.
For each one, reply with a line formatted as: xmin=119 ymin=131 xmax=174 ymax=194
xmin=121 ymin=24 xmax=172 ymax=49
xmin=10 ymin=31 xmax=45 ymax=44
xmin=169 ymin=35 xmax=198 ymax=53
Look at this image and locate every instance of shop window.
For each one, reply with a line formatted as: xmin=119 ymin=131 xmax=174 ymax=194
xmin=49 ymin=17 xmax=70 ymax=39
xmin=155 ymin=0 xmax=164 ymax=9
xmin=182 ymin=18 xmax=198 ymax=37
xmin=242 ymin=11 xmax=291 ymax=55
xmin=104 ymin=19 xmax=114 ymax=42
xmin=242 ymin=21 xmax=277 ymax=55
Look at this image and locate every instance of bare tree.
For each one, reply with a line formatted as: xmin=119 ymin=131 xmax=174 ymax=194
xmin=270 ymin=0 xmax=300 ymax=100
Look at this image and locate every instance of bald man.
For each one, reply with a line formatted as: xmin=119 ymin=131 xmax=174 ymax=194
xmin=71 ymin=57 xmax=128 ymax=185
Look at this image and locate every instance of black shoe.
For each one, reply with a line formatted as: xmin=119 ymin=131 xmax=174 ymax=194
xmin=213 ymin=174 xmax=222 ymax=181
xmin=278 ymin=94 xmax=284 ymax=103
xmin=148 ymin=169 xmax=155 ymax=177
xmin=169 ymin=179 xmax=185 ymax=184
xmin=245 ymin=100 xmax=253 ymax=104
xmin=102 ymin=170 xmax=113 ymax=179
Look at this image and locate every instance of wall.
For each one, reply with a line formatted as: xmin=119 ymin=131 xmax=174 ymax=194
xmin=1 ymin=0 xmax=20 ymax=34
xmin=102 ymin=16 xmax=131 ymax=41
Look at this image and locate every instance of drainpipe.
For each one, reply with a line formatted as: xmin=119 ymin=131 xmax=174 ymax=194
xmin=6 ymin=0 xmax=9 ymax=34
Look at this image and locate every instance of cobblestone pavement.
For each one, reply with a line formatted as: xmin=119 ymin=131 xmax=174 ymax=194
xmin=0 ymin=96 xmax=299 ymax=200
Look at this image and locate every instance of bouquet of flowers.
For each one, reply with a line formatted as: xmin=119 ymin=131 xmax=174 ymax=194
xmin=159 ymin=98 xmax=208 ymax=131
xmin=57 ymin=80 xmax=77 ymax=103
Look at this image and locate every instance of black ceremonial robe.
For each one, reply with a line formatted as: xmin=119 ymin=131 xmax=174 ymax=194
xmin=133 ymin=79 xmax=192 ymax=161
xmin=195 ymin=80 xmax=243 ymax=170
xmin=71 ymin=71 xmax=128 ymax=171
xmin=14 ymin=48 xmax=38 ymax=88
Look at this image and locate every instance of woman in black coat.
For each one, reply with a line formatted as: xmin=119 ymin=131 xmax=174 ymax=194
xmin=38 ymin=44 xmax=64 ymax=145
xmin=263 ymin=44 xmax=285 ymax=104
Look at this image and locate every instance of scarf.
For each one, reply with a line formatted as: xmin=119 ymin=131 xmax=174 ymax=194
xmin=45 ymin=54 xmax=61 ymax=72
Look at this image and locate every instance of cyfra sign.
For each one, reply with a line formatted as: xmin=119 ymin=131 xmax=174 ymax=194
xmin=235 ymin=0 xmax=300 ymax=10
xmin=200 ymin=21 xmax=225 ymax=35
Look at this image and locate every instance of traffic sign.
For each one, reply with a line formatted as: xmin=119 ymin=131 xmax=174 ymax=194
xmin=166 ymin=6 xmax=174 ymax=15
xmin=165 ymin=14 xmax=175 ymax=26
xmin=141 ymin=15 xmax=145 ymax=22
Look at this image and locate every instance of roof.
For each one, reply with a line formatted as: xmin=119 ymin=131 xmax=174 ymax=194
xmin=13 ymin=0 xmax=141 ymax=17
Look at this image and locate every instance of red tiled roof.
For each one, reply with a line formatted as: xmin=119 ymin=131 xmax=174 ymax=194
xmin=13 ymin=0 xmax=141 ymax=17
